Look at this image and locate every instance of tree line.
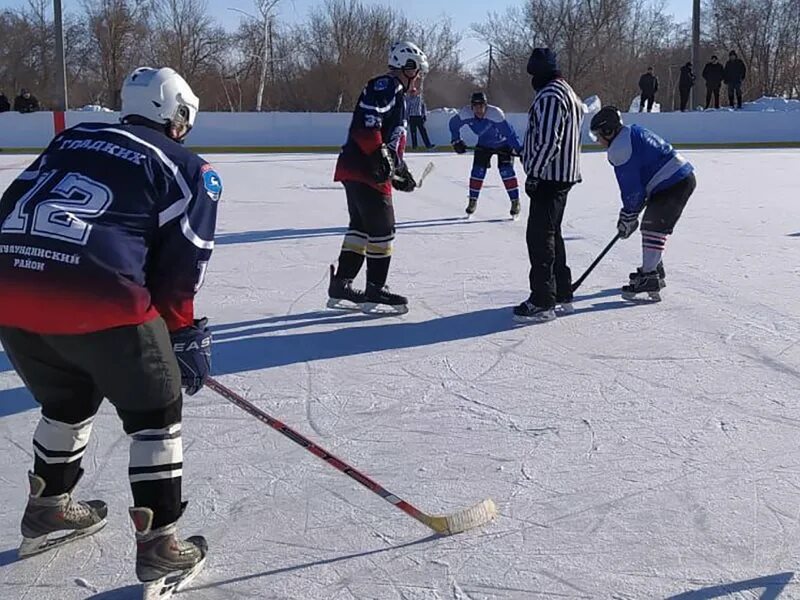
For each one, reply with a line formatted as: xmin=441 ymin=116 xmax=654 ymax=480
xmin=0 ymin=0 xmax=798 ymax=113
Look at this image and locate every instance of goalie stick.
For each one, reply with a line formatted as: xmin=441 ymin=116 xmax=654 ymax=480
xmin=206 ymin=377 xmax=497 ymax=535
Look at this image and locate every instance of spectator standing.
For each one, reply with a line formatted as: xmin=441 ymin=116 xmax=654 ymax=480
xmin=406 ymin=87 xmax=434 ymax=150
xmin=0 ymin=92 xmax=10 ymax=113
xmin=678 ymin=62 xmax=695 ymax=111
xmin=638 ymin=66 xmax=658 ymax=112
xmin=702 ymin=55 xmax=725 ymax=109
xmin=724 ymin=50 xmax=746 ymax=109
xmin=515 ymin=48 xmax=584 ymax=323
xmin=14 ymin=89 xmax=40 ymax=113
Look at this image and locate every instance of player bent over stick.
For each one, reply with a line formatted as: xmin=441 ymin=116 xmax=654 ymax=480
xmin=590 ymin=106 xmax=696 ymax=301
xmin=0 ymin=67 xmax=218 ymax=599
xmin=328 ymin=41 xmax=429 ymax=316
xmin=449 ymin=92 xmax=524 ymax=219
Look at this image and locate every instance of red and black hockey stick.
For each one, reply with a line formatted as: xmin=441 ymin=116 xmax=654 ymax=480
xmin=206 ymin=377 xmax=496 ymax=535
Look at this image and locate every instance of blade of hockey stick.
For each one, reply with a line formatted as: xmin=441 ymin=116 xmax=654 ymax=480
xmin=206 ymin=377 xmax=497 ymax=535
xmin=416 ymin=161 xmax=435 ymax=188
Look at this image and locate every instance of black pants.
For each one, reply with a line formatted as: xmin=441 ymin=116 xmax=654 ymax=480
xmin=679 ymin=87 xmax=691 ymax=111
xmin=705 ymin=86 xmax=721 ymax=109
xmin=408 ymin=116 xmax=432 ymax=149
xmin=642 ymin=173 xmax=696 ymax=234
xmin=727 ymin=81 xmax=743 ymax=108
xmin=0 ymin=318 xmax=184 ymax=529
xmin=640 ymin=94 xmax=655 ymax=112
xmin=336 ymin=181 xmax=396 ymax=287
xmin=526 ymin=180 xmax=574 ymax=307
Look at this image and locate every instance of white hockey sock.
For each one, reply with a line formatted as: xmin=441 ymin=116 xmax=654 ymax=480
xmin=641 ymin=230 xmax=667 ymax=272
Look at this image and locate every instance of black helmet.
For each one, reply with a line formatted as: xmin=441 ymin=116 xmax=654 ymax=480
xmin=470 ymin=91 xmax=487 ymax=105
xmin=590 ymin=106 xmax=622 ymax=137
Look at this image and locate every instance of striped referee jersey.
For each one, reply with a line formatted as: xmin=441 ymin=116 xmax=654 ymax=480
xmin=522 ymin=78 xmax=584 ymax=183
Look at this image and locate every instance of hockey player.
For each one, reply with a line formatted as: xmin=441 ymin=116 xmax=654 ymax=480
xmin=589 ymin=106 xmax=696 ymax=301
xmin=329 ymin=40 xmax=428 ymax=315
xmin=0 ymin=67 xmax=217 ymax=597
xmin=449 ymin=92 xmax=523 ymax=218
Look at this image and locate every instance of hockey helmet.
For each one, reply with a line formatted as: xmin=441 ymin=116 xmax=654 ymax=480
xmin=121 ymin=67 xmax=199 ymax=134
xmin=388 ymin=41 xmax=429 ymax=74
xmin=589 ymin=106 xmax=623 ymax=140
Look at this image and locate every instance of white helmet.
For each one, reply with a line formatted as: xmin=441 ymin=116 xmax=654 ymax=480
xmin=121 ymin=67 xmax=199 ymax=132
xmin=388 ymin=41 xmax=429 ymax=74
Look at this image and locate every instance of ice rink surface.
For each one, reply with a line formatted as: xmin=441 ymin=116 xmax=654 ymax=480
xmin=1 ymin=149 xmax=799 ymax=599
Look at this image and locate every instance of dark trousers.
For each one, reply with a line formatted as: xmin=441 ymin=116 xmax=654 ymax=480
xmin=727 ymin=81 xmax=743 ymax=108
xmin=679 ymin=87 xmax=691 ymax=111
xmin=0 ymin=319 xmax=184 ymax=529
xmin=640 ymin=94 xmax=655 ymax=112
xmin=336 ymin=181 xmax=396 ymax=287
xmin=408 ymin=116 xmax=432 ymax=149
xmin=642 ymin=173 xmax=696 ymax=234
xmin=526 ymin=180 xmax=574 ymax=307
xmin=705 ymin=86 xmax=720 ymax=109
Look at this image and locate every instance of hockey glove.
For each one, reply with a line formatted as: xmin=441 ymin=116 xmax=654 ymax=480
xmin=392 ymin=162 xmax=417 ymax=193
xmin=617 ymin=209 xmax=640 ymax=239
xmin=171 ymin=317 xmax=212 ymax=396
xmin=369 ymin=145 xmax=395 ymax=183
xmin=452 ymin=140 xmax=467 ymax=154
xmin=524 ymin=176 xmax=539 ymax=197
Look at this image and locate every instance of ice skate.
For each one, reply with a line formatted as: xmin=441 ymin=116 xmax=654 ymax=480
xmin=510 ymin=199 xmax=521 ymax=221
xmin=622 ymin=269 xmax=663 ymax=302
xmin=629 ymin=261 xmax=666 ymax=287
xmin=555 ymin=300 xmax=574 ymax=315
xmin=465 ymin=198 xmax=477 ymax=219
xmin=18 ymin=470 xmax=108 ymax=558
xmin=361 ymin=282 xmax=408 ymax=315
xmin=131 ymin=506 xmax=208 ymax=600
xmin=512 ymin=297 xmax=556 ymax=323
xmin=326 ymin=264 xmax=367 ymax=310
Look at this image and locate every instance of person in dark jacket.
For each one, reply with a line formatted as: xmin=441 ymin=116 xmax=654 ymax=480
xmin=678 ymin=62 xmax=695 ymax=111
xmin=14 ymin=89 xmax=40 ymax=113
xmin=0 ymin=92 xmax=10 ymax=113
xmin=638 ymin=67 xmax=658 ymax=112
xmin=724 ymin=50 xmax=746 ymax=109
xmin=702 ymin=55 xmax=725 ymax=109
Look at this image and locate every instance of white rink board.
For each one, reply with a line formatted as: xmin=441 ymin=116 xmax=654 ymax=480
xmin=0 ymin=150 xmax=799 ymax=599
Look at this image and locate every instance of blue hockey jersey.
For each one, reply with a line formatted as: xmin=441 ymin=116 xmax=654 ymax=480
xmin=607 ymin=124 xmax=694 ymax=212
xmin=0 ymin=122 xmax=221 ymax=334
xmin=334 ymin=74 xmax=407 ymax=195
xmin=448 ymin=105 xmax=522 ymax=152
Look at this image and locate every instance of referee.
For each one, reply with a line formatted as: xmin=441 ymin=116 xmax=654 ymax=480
xmin=515 ymin=48 xmax=584 ymax=322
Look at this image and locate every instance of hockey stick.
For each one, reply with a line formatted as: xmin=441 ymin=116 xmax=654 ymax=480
xmin=416 ymin=161 xmax=435 ymax=188
xmin=571 ymin=233 xmax=621 ymax=292
xmin=206 ymin=377 xmax=497 ymax=535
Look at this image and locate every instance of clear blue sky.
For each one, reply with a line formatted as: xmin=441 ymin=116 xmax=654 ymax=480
xmin=1 ymin=0 xmax=692 ymax=63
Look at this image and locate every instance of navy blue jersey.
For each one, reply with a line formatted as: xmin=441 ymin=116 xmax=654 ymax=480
xmin=0 ymin=122 xmax=221 ymax=334
xmin=334 ymin=74 xmax=407 ymax=194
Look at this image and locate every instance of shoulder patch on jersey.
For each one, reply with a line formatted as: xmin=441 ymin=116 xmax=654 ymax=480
xmin=607 ymin=126 xmax=633 ymax=167
xmin=373 ymin=77 xmax=390 ymax=91
xmin=201 ymin=164 xmax=222 ymax=201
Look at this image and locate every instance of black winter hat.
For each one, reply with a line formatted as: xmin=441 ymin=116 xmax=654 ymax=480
xmin=470 ymin=91 xmax=487 ymax=105
xmin=527 ymin=48 xmax=558 ymax=76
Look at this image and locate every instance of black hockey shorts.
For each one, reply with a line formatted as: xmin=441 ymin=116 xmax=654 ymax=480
xmin=642 ymin=173 xmax=696 ymax=235
xmin=473 ymin=145 xmax=515 ymax=170
xmin=0 ymin=317 xmax=183 ymax=429
xmin=344 ymin=181 xmax=395 ymax=240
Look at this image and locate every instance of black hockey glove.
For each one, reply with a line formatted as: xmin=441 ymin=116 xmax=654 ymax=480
xmin=524 ymin=176 xmax=539 ymax=197
xmin=617 ymin=209 xmax=640 ymax=239
xmin=452 ymin=140 xmax=467 ymax=154
xmin=171 ymin=317 xmax=212 ymax=396
xmin=392 ymin=162 xmax=417 ymax=193
xmin=369 ymin=145 xmax=395 ymax=183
